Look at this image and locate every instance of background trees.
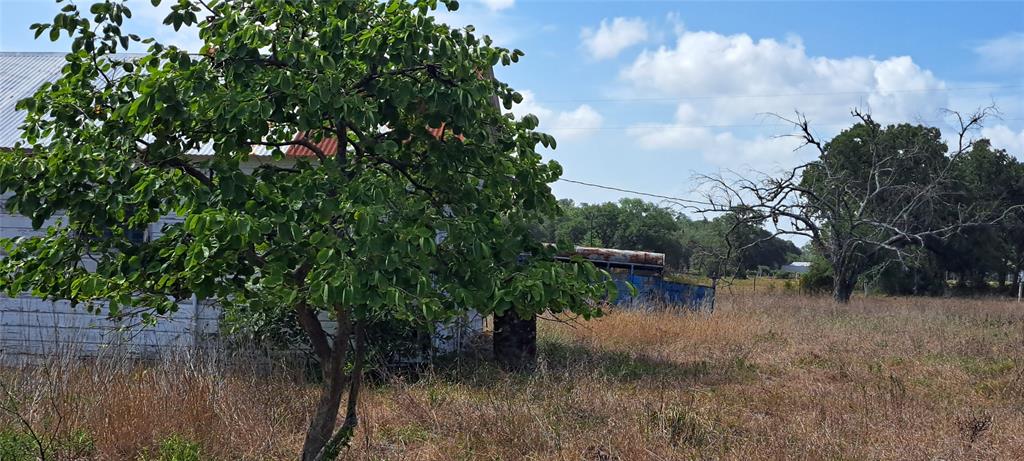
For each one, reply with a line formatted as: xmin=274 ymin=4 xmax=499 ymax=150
xmin=0 ymin=0 xmax=615 ymax=459
xmin=939 ymin=140 xmax=1024 ymax=290
xmin=532 ymin=122 xmax=1023 ymax=300
xmin=698 ymin=110 xmax=1023 ymax=302
xmin=533 ymin=199 xmax=690 ymax=267
xmin=532 ymin=199 xmax=800 ymax=277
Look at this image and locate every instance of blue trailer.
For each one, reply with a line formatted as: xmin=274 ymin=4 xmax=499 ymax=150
xmin=556 ymin=246 xmax=714 ymax=311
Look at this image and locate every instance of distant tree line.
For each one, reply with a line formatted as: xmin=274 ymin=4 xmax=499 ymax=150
xmin=534 ymin=113 xmax=1024 ymax=301
xmin=530 ymin=198 xmax=801 ymax=277
xmin=697 ymin=110 xmax=1024 ymax=301
xmin=807 ymin=136 xmax=1024 ymax=297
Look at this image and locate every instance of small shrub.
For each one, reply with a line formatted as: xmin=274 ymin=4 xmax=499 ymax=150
xmin=799 ymin=258 xmax=833 ymax=294
xmin=0 ymin=429 xmax=95 ymax=460
xmin=957 ymin=414 xmax=992 ymax=445
xmin=0 ymin=430 xmax=37 ymax=461
xmin=62 ymin=429 xmax=96 ymax=459
xmin=139 ymin=435 xmax=203 ymax=461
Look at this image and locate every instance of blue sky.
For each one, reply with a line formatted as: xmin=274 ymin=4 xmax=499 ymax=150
xmin=2 ymin=0 xmax=1022 ymax=206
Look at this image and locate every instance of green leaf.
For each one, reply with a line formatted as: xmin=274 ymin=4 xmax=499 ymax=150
xmin=264 ymin=272 xmax=283 ymax=287
xmin=316 ymin=248 xmax=334 ymax=264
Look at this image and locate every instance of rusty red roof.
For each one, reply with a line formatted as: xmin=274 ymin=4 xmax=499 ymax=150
xmin=284 ymin=133 xmax=339 ymax=158
xmin=286 ymin=124 xmax=456 ymax=158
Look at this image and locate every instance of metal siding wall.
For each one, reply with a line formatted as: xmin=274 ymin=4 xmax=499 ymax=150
xmin=0 ymin=182 xmax=484 ymax=359
xmin=609 ymin=273 xmax=715 ymax=311
xmin=0 ymin=295 xmax=218 ymax=359
xmin=0 ymin=211 xmax=223 ymax=359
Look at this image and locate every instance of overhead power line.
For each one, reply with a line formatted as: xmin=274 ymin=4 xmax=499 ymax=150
xmin=543 ymin=117 xmax=1024 ymax=131
xmin=557 ymin=178 xmax=706 ymax=206
xmin=542 ymin=85 xmax=1024 ymax=104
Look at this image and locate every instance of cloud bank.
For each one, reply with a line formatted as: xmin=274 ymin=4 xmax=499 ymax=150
xmin=581 ymin=17 xmax=649 ymax=60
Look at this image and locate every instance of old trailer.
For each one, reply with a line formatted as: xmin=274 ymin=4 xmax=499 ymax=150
xmin=556 ymin=246 xmax=714 ymax=310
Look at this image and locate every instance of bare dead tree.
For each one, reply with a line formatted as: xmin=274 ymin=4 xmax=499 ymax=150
xmin=693 ymin=107 xmax=1020 ymax=303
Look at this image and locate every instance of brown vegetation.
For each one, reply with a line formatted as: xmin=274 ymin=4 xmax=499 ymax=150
xmin=3 ymin=293 xmax=1023 ymax=460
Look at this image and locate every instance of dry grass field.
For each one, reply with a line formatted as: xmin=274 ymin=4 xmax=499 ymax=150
xmin=3 ymin=293 xmax=1024 ymax=460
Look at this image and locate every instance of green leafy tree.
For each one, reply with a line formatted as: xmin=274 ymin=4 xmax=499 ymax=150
xmin=877 ymin=139 xmax=1024 ymax=294
xmin=544 ymin=199 xmax=689 ymax=267
xmin=0 ymin=1 xmax=614 ymax=459
xmin=681 ymin=213 xmax=799 ymax=277
xmin=833 ymin=139 xmax=1024 ymax=296
xmin=699 ymin=110 xmax=1015 ymax=303
xmin=939 ymin=140 xmax=1024 ymax=290
xmin=533 ymin=199 xmax=799 ymax=276
xmin=1008 ymin=159 xmax=1024 ymax=289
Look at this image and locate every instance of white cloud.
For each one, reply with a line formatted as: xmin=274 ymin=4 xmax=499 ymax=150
xmin=621 ymin=30 xmax=949 ymax=126
xmin=628 ymin=103 xmax=809 ymax=170
xmin=479 ymin=0 xmax=515 ymax=12
xmin=552 ymin=105 xmax=604 ymax=140
xmin=981 ymin=125 xmax=1024 ymax=158
xmin=581 ymin=17 xmax=649 ymax=60
xmin=974 ymin=33 xmax=1024 ymax=71
xmin=512 ymin=90 xmax=603 ymax=142
xmin=619 ymin=28 xmax=960 ymax=168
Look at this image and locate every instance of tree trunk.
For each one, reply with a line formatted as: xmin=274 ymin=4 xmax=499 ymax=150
xmin=972 ymin=271 xmax=987 ymax=291
xmin=301 ymin=310 xmax=352 ymax=461
xmin=493 ymin=310 xmax=537 ymax=371
xmin=312 ymin=322 xmax=366 ymax=461
xmin=832 ymin=269 xmax=856 ymax=304
xmin=483 ymin=67 xmax=539 ymax=372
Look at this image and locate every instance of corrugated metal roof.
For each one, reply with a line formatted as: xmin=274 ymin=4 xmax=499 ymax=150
xmin=285 ymin=133 xmax=339 ymax=158
xmin=0 ymin=53 xmax=449 ymax=159
xmin=569 ymin=246 xmax=666 ymax=268
xmin=286 ymin=125 xmax=453 ymax=158
xmin=0 ymin=52 xmax=276 ymax=157
xmin=1 ymin=52 xmax=142 ymax=150
xmin=0 ymin=53 xmax=68 ymax=149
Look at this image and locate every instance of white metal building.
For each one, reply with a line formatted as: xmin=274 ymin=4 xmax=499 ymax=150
xmin=0 ymin=52 xmax=483 ymax=360
xmin=780 ymin=261 xmax=812 ymax=274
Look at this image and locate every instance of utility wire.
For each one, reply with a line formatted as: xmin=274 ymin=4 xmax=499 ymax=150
xmin=557 ymin=178 xmax=707 ymax=206
xmin=541 ymin=117 xmax=1024 ymax=131
xmin=542 ymin=85 xmax=1024 ymax=104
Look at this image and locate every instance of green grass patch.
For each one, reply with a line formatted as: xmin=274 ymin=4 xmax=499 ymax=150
xmin=138 ymin=435 xmax=204 ymax=461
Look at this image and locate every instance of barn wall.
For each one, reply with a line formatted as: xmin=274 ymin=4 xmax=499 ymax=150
xmin=0 ymin=295 xmax=220 ymax=360
xmin=0 ymin=195 xmax=221 ymax=360
xmin=0 ymin=157 xmax=485 ymax=361
xmin=433 ymin=310 xmax=487 ymax=353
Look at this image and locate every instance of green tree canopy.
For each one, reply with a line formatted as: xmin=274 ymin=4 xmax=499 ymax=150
xmin=931 ymin=139 xmax=1024 ymax=289
xmin=681 ymin=213 xmax=800 ymax=277
xmin=0 ymin=1 xmax=614 ymax=458
xmin=532 ymin=199 xmax=799 ymax=276
xmin=534 ymin=198 xmax=690 ymax=267
xmin=699 ymin=110 xmax=1014 ymax=302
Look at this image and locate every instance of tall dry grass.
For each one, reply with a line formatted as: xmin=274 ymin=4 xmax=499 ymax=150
xmin=2 ymin=293 xmax=1023 ymax=460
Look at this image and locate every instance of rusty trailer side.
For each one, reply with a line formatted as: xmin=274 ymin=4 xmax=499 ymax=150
xmin=555 ymin=246 xmax=714 ymax=311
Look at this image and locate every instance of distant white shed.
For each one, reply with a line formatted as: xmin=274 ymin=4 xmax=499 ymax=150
xmin=781 ymin=261 xmax=812 ymax=274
